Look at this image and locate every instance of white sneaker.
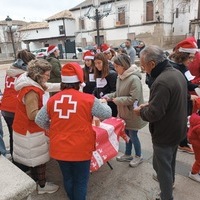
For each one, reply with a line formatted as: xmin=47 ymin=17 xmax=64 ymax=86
xmin=116 ymin=154 xmax=133 ymax=162
xmin=5 ymin=153 xmax=12 ymax=161
xmin=129 ymin=156 xmax=143 ymax=167
xmin=189 ymin=172 xmax=200 ymax=183
xmin=37 ymin=182 xmax=59 ymax=194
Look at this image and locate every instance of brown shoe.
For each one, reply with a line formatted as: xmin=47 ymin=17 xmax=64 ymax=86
xmin=178 ymin=146 xmax=194 ymax=154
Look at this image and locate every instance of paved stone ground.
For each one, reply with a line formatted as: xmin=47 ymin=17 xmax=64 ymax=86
xmin=0 ymin=62 xmax=199 ymax=200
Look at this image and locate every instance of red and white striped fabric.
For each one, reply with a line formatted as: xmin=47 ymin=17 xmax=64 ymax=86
xmin=90 ymin=117 xmax=128 ymax=172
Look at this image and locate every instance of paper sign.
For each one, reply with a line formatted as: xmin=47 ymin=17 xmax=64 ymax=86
xmin=96 ymin=78 xmax=107 ymax=88
xmin=185 ymin=70 xmax=195 ymax=81
xmin=89 ymin=74 xmax=95 ymax=82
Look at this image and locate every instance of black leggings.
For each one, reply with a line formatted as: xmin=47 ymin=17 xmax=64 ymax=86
xmin=2 ymin=115 xmax=14 ymax=156
xmin=179 ymin=137 xmax=189 ymax=147
xmin=2 ymin=113 xmax=30 ymax=172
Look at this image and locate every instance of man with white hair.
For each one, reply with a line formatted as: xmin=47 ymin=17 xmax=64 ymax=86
xmin=134 ymin=45 xmax=188 ymax=200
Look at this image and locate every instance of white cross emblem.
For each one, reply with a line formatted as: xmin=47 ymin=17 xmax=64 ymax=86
xmin=54 ymin=95 xmax=77 ymax=119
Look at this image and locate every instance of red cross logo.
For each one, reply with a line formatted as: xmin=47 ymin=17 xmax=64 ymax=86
xmin=54 ymin=95 xmax=77 ymax=119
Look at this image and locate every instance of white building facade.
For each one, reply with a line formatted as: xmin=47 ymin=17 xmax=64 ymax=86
xmin=19 ymin=10 xmax=76 ymax=55
xmin=1 ymin=0 xmax=200 ymax=60
xmin=70 ymin=0 xmax=200 ymax=48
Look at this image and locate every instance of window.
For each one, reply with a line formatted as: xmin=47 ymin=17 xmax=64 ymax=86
xmin=175 ymin=8 xmax=179 ymax=18
xmin=79 ymin=18 xmax=85 ymax=30
xmin=59 ymin=25 xmax=65 ymax=35
xmin=103 ymin=3 xmax=112 ymax=13
xmin=118 ymin=6 xmax=126 ymax=25
xmin=146 ymin=1 xmax=154 ymax=21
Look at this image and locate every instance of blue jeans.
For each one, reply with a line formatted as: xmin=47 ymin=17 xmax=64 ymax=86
xmin=125 ymin=129 xmax=141 ymax=157
xmin=57 ymin=160 xmax=91 ymax=200
xmin=0 ymin=116 xmax=6 ymax=156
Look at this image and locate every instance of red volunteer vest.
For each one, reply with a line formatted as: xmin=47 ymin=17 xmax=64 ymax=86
xmin=47 ymin=89 xmax=96 ymax=161
xmin=0 ymin=75 xmax=20 ymax=112
xmin=13 ymin=86 xmax=44 ymax=135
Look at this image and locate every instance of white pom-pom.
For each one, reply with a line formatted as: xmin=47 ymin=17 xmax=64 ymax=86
xmin=81 ymin=82 xmax=86 ymax=87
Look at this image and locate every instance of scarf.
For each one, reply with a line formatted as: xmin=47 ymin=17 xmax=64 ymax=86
xmin=150 ymin=59 xmax=171 ymax=78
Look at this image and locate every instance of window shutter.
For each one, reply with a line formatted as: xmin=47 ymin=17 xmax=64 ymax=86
xmin=118 ymin=6 xmax=126 ymax=25
xmin=146 ymin=1 xmax=153 ymax=21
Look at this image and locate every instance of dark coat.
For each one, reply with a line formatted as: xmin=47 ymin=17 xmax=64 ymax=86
xmin=169 ymin=61 xmax=198 ymax=92
xmin=93 ymin=69 xmax=118 ymax=117
xmin=46 ymin=55 xmax=61 ymax=83
xmin=83 ymin=65 xmax=96 ymax=94
xmin=140 ymin=61 xmax=188 ymax=146
xmin=169 ymin=60 xmax=198 ymax=115
xmin=93 ymin=69 xmax=117 ymax=98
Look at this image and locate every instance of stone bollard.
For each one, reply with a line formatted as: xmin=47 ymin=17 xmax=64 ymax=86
xmin=0 ymin=155 xmax=36 ymax=200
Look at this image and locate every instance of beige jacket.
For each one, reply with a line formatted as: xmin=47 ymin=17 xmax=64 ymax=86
xmin=107 ymin=65 xmax=147 ymax=130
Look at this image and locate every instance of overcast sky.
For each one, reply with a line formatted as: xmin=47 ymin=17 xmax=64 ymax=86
xmin=0 ymin=0 xmax=84 ymax=22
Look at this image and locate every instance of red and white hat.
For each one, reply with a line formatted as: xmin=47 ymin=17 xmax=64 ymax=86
xmin=174 ymin=37 xmax=198 ymax=54
xmin=100 ymin=43 xmax=110 ymax=53
xmin=61 ymin=62 xmax=85 ymax=87
xmin=47 ymin=45 xmax=58 ymax=55
xmin=83 ymin=50 xmax=95 ymax=60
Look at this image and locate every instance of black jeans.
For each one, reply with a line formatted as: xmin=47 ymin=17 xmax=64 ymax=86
xmin=2 ymin=112 xmax=29 ymax=172
xmin=2 ymin=114 xmax=14 ymax=156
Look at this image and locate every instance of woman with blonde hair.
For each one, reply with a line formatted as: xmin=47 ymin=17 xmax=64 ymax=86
xmin=103 ymin=53 xmax=147 ymax=167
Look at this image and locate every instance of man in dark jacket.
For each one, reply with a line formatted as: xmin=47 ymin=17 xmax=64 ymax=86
xmin=134 ymin=45 xmax=187 ymax=200
xmin=46 ymin=45 xmax=61 ymax=96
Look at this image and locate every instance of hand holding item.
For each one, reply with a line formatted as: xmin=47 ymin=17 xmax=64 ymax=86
xmin=191 ymin=94 xmax=199 ymax=101
xmin=99 ymin=98 xmax=107 ymax=103
xmin=101 ymin=95 xmax=112 ymax=101
xmin=133 ymin=106 xmax=141 ymax=116
xmin=133 ymin=103 xmax=149 ymax=116
xmin=139 ymin=103 xmax=149 ymax=108
xmin=93 ymin=116 xmax=100 ymax=126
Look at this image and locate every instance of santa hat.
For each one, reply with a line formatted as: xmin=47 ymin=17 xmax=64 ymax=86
xmin=83 ymin=50 xmax=95 ymax=60
xmin=61 ymin=62 xmax=85 ymax=87
xmin=174 ymin=37 xmax=198 ymax=54
xmin=100 ymin=43 xmax=110 ymax=53
xmin=47 ymin=45 xmax=58 ymax=55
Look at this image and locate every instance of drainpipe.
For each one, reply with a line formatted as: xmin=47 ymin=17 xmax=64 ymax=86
xmin=127 ymin=0 xmax=131 ymax=34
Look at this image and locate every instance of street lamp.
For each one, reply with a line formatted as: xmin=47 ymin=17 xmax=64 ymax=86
xmin=155 ymin=11 xmax=160 ymax=22
xmin=85 ymin=0 xmax=112 ymax=47
xmin=5 ymin=16 xmax=16 ymax=60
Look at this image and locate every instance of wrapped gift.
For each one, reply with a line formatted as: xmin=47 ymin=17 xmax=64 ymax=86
xmin=90 ymin=117 xmax=127 ymax=172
